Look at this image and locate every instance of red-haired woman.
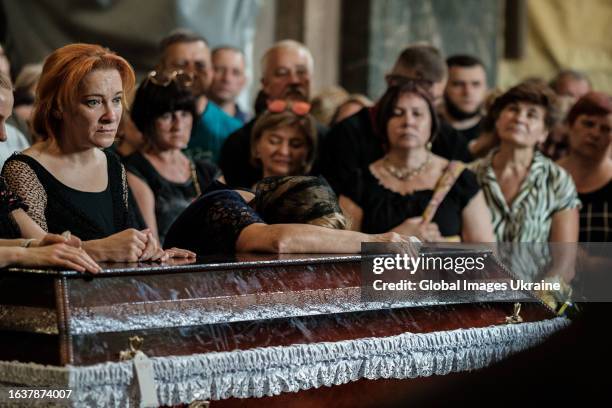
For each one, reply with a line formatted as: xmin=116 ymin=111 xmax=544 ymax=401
xmin=2 ymin=43 xmax=193 ymax=262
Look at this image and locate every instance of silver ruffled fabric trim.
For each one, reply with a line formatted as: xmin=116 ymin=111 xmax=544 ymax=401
xmin=0 ymin=317 xmax=569 ymax=407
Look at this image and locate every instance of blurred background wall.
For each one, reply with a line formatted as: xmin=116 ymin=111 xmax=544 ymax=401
xmin=1 ymin=0 xmax=611 ymax=112
xmin=498 ymin=0 xmax=612 ymax=92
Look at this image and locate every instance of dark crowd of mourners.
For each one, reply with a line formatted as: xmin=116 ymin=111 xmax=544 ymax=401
xmin=0 ymin=29 xmax=610 ymax=273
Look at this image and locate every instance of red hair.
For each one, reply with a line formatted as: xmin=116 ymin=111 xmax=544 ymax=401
xmin=32 ymin=43 xmax=135 ymax=140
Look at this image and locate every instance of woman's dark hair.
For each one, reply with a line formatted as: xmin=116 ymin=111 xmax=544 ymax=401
xmin=566 ymin=91 xmax=612 ymax=126
xmin=374 ymin=80 xmax=439 ymax=149
xmin=253 ymin=176 xmax=347 ymax=229
xmin=130 ymin=78 xmax=197 ymax=142
xmin=483 ymin=81 xmax=559 ymax=133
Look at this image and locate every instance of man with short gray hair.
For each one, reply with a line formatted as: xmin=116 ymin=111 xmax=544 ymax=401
xmin=219 ymin=40 xmax=327 ymax=188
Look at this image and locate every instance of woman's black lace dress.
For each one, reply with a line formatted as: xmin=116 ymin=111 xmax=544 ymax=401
xmin=164 ymin=181 xmax=263 ymax=255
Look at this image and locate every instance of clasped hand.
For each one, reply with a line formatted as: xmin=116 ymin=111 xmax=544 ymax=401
xmin=87 ymin=228 xmax=195 ymax=262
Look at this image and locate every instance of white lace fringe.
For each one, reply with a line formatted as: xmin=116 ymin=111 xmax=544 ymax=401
xmin=0 ymin=317 xmax=569 ymax=407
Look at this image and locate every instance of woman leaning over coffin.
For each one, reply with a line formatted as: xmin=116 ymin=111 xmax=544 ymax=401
xmin=470 ymin=82 xmax=580 ymax=242
xmin=338 ymin=80 xmax=494 ymax=242
xmin=164 ymin=175 xmax=416 ymax=255
xmin=1 ymin=43 xmax=193 ymax=262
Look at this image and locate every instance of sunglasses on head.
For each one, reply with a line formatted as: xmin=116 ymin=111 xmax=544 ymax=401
xmin=145 ymin=70 xmax=194 ymax=88
xmin=267 ymin=99 xmax=311 ymax=116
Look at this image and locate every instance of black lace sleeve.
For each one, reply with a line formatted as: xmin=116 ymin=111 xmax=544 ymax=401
xmin=164 ymin=189 xmax=264 ymax=255
xmin=0 ymin=176 xmax=28 ymax=214
xmin=0 ymin=176 xmax=28 ymax=238
xmin=1 ymin=156 xmax=47 ymax=231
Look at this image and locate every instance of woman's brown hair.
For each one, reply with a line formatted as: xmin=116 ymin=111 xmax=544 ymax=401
xmin=250 ymin=109 xmax=317 ymax=175
xmin=375 ymin=80 xmax=439 ymax=150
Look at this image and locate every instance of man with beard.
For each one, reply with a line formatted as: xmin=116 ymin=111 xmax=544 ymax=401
xmin=219 ymin=40 xmax=328 ymax=188
xmin=320 ymin=44 xmax=472 ymax=196
xmin=158 ymin=29 xmax=242 ymax=164
xmin=441 ymin=55 xmax=488 ymax=142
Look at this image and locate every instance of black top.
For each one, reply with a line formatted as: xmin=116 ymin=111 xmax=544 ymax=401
xmin=1 ymin=150 xmax=144 ymax=241
xmin=164 ymin=180 xmax=263 ymax=255
xmin=0 ymin=176 xmax=28 ymax=238
xmin=455 ymin=119 xmax=482 ymax=142
xmin=578 ymin=179 xmax=612 ymax=242
xmin=343 ymin=166 xmax=480 ymax=236
xmin=124 ymin=152 xmax=218 ymax=244
xmin=61 ymin=180 xmax=114 ymax=236
xmin=320 ymin=107 xmax=472 ymax=196
xmin=219 ymin=117 xmax=329 ymax=188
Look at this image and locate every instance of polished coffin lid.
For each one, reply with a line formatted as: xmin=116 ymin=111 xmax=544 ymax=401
xmin=0 ymin=248 xmax=553 ymax=366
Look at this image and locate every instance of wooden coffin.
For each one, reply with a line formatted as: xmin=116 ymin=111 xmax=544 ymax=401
xmin=0 ymin=249 xmax=566 ymax=407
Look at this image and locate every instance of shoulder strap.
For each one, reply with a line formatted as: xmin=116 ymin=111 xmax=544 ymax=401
xmin=421 ymin=161 xmax=465 ymax=224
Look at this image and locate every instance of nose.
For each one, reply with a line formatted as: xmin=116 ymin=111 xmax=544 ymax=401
xmin=288 ymin=70 xmax=300 ymax=84
xmin=101 ymin=102 xmax=118 ymax=123
xmin=278 ymin=141 xmax=290 ymax=155
xmin=514 ymin=108 xmax=529 ymax=123
xmin=184 ymin=62 xmax=196 ymax=75
xmin=403 ymin=111 xmax=416 ymax=127
xmin=170 ymin=112 xmax=183 ymax=128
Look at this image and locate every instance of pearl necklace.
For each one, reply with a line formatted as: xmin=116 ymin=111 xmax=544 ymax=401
xmin=382 ymin=153 xmax=431 ymax=181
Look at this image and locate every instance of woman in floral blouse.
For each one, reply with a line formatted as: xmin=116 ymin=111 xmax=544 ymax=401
xmin=470 ymin=82 xmax=580 ymax=242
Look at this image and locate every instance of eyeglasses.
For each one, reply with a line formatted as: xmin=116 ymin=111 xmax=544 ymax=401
xmin=145 ymin=70 xmax=194 ymax=88
xmin=267 ymin=99 xmax=311 ymax=116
